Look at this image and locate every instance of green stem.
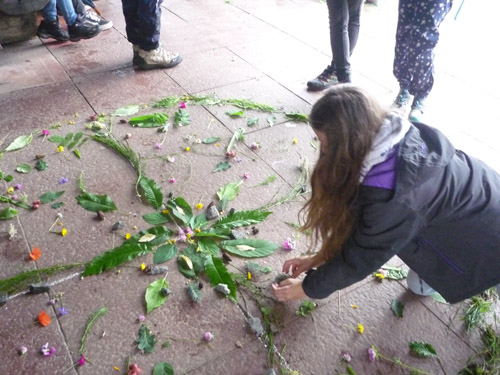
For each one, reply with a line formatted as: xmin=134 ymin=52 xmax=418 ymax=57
xmin=79 ymin=306 xmax=108 ymax=355
xmin=0 ymin=195 xmax=32 ymax=210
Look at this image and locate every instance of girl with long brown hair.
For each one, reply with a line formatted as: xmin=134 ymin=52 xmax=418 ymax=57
xmin=273 ymin=85 xmax=500 ymax=303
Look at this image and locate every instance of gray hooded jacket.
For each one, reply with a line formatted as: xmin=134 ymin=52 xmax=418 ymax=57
xmin=302 ymin=123 xmax=500 ymax=304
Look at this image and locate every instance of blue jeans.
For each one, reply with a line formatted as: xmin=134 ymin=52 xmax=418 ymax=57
xmin=43 ymin=0 xmax=78 ymax=26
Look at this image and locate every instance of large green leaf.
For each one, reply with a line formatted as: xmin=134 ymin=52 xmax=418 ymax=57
xmin=39 ymin=190 xmax=65 ymax=204
xmin=136 ymin=324 xmax=156 ymax=353
xmin=219 ymin=239 xmax=278 ymax=258
xmin=177 ymin=245 xmax=205 ymax=279
xmin=216 ymin=181 xmax=241 ymax=210
xmin=153 ymin=362 xmax=174 ymax=375
xmin=204 ymin=255 xmax=237 ymax=302
xmin=194 ymin=228 xmax=231 ymax=239
xmin=82 ymin=243 xmax=152 ymax=276
xmin=76 ymin=192 xmax=117 ymax=212
xmin=197 ymin=238 xmax=219 ymax=256
xmin=409 ymin=341 xmax=437 ymax=358
xmin=382 ymin=265 xmax=408 ymax=280
xmin=153 ymin=243 xmax=177 ymax=264
xmin=125 ymin=226 xmax=173 ymax=246
xmin=48 ymin=135 xmax=65 ymax=144
xmin=142 ymin=212 xmax=171 ymax=225
xmin=113 ymin=104 xmax=140 ymax=116
xmin=129 ymin=113 xmax=168 ymax=127
xmin=139 ymin=177 xmax=163 ymax=209
xmin=167 ymin=197 xmax=193 ymax=226
xmin=15 ymin=163 xmax=31 ymax=174
xmin=190 ymin=213 xmax=208 ymax=230
xmin=145 ymin=278 xmax=169 ymax=313
xmin=0 ymin=207 xmax=18 ymax=220
xmin=213 ymin=210 xmax=272 ymax=229
xmin=5 ymin=134 xmax=33 ymax=152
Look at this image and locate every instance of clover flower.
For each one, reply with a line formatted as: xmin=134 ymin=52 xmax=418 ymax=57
xmin=169 ymin=177 xmax=176 ymax=184
xmin=203 ymin=331 xmax=213 ymax=342
xmin=283 ymin=238 xmax=296 ymax=251
xmin=59 ymin=177 xmax=69 ymax=184
xmin=59 ymin=307 xmax=68 ymax=315
xmin=41 ymin=343 xmax=56 ymax=357
xmin=14 ymin=184 xmax=22 ymax=190
xmin=367 ymin=348 xmax=377 ymax=362
xmin=78 ymin=354 xmax=85 ymax=366
xmin=176 ymin=228 xmax=187 ymax=242
xmin=340 ymin=352 xmax=352 ymax=362
xmin=128 ymin=363 xmax=142 ymax=375
xmin=154 ymin=142 xmax=163 ymax=150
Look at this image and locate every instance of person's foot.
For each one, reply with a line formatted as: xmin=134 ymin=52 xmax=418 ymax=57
xmin=84 ymin=9 xmax=113 ymax=31
xmin=132 ymin=44 xmax=141 ymax=66
xmin=307 ymin=65 xmax=339 ymax=91
xmin=37 ymin=20 xmax=69 ymax=41
xmin=409 ymin=96 xmax=427 ymax=122
xmin=136 ymin=45 xmax=183 ymax=70
xmin=68 ymin=16 xmax=101 ymax=42
xmin=391 ymin=88 xmax=413 ymax=116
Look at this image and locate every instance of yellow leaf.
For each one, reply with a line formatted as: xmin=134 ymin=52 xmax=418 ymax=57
xmin=236 ymin=245 xmax=255 ymax=251
xmin=180 ymin=255 xmax=193 ymax=269
xmin=350 ymin=304 xmax=358 ymax=309
xmin=139 ymin=233 xmax=156 ymax=242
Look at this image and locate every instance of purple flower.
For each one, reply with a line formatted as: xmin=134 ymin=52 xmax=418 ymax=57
xmin=203 ymin=331 xmax=213 ymax=342
xmin=367 ymin=348 xmax=377 ymax=362
xmin=176 ymin=228 xmax=187 ymax=242
xmin=78 ymin=354 xmax=85 ymax=366
xmin=283 ymin=238 xmax=296 ymax=251
xmin=340 ymin=352 xmax=352 ymax=362
xmin=59 ymin=177 xmax=69 ymax=184
xmin=48 ymin=298 xmax=56 ymax=305
xmin=169 ymin=177 xmax=176 ymax=184
xmin=14 ymin=184 xmax=22 ymax=190
xmin=185 ymin=227 xmax=194 ymax=237
xmin=59 ymin=307 xmax=68 ymax=315
xmin=154 ymin=142 xmax=163 ymax=150
xmin=243 ymin=173 xmax=250 ymax=180
xmin=18 ymin=346 xmax=28 ymax=356
xmin=137 ymin=314 xmax=146 ymax=322
xmin=41 ymin=343 xmax=56 ymax=357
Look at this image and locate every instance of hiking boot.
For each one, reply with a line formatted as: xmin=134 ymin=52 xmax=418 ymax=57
xmin=37 ymin=20 xmax=69 ymax=41
xmin=307 ymin=65 xmax=339 ymax=91
xmin=84 ymin=8 xmax=113 ymax=31
xmin=136 ymin=45 xmax=183 ymax=70
xmin=68 ymin=16 xmax=101 ymax=42
xmin=409 ymin=96 xmax=426 ymax=122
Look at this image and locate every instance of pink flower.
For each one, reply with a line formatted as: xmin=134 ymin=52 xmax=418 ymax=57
xmin=41 ymin=343 xmax=56 ymax=357
xmin=169 ymin=177 xmax=176 ymax=184
xmin=78 ymin=354 xmax=85 ymax=366
xmin=42 ymin=130 xmax=50 ymax=136
xmin=283 ymin=238 xmax=296 ymax=251
xmin=367 ymin=348 xmax=377 ymax=362
xmin=185 ymin=227 xmax=194 ymax=237
xmin=179 ymin=102 xmax=186 ymax=109
xmin=243 ymin=173 xmax=250 ymax=180
xmin=137 ymin=314 xmax=146 ymax=322
xmin=251 ymin=142 xmax=259 ymax=150
xmin=340 ymin=352 xmax=352 ymax=362
xmin=176 ymin=228 xmax=187 ymax=242
xmin=14 ymin=184 xmax=22 ymax=190
xmin=128 ymin=363 xmax=142 ymax=375
xmin=203 ymin=331 xmax=213 ymax=342
xmin=154 ymin=142 xmax=163 ymax=150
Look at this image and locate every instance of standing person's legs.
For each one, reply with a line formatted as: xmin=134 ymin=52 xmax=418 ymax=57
xmin=122 ymin=0 xmax=141 ymax=46
xmin=346 ymin=0 xmax=363 ymax=56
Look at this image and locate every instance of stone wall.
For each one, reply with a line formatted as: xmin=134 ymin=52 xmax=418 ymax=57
xmin=0 ymin=11 xmax=37 ymax=44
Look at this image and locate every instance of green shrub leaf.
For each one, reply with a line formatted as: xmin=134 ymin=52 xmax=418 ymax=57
xmin=216 ymin=181 xmax=241 ymax=210
xmin=129 ymin=113 xmax=168 ymax=127
xmin=409 ymin=341 xmax=437 ymax=358
xmin=167 ymin=197 xmax=192 ymax=226
xmin=213 ymin=210 xmax=271 ymax=229
xmin=139 ymin=177 xmax=163 ymax=209
xmin=219 ymin=239 xmax=278 ymax=258
xmin=39 ymin=190 xmax=65 ymax=204
xmin=390 ymin=299 xmax=404 ymax=318
xmin=204 ymin=255 xmax=237 ymax=302
xmin=125 ymin=226 xmax=173 ymax=246
xmin=213 ymin=161 xmax=232 ymax=173
xmin=197 ymin=238 xmax=219 ymax=256
xmin=76 ymin=192 xmax=117 ymax=212
xmin=5 ymin=134 xmax=33 ymax=152
xmin=145 ymin=278 xmax=169 ymax=313
xmin=202 ymin=137 xmax=221 ymax=144
xmin=142 ymin=212 xmax=171 ymax=225
xmin=15 ymin=163 xmax=31 ymax=174
xmin=136 ymin=324 xmax=156 ymax=353
xmin=177 ymin=245 xmax=205 ymax=278
xmin=154 ymin=243 xmax=177 ymax=264
xmin=153 ymin=362 xmax=174 ymax=375
xmin=35 ymin=160 xmax=48 ymax=171
xmin=0 ymin=207 xmax=18 ymax=220
xmin=113 ymin=104 xmax=140 ymax=116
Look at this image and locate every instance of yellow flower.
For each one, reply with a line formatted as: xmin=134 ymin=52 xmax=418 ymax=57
xmin=57 ymin=145 xmax=64 ymax=153
xmin=125 ymin=233 xmax=131 ymax=240
xmin=74 ymin=113 xmax=79 ymax=117
xmin=196 ymin=203 xmax=203 ymax=210
xmin=114 ymin=367 xmax=119 ymax=371
xmin=140 ymin=263 xmax=146 ymax=271
xmin=195 ymin=228 xmax=201 ymax=233
xmin=189 ymin=239 xmax=195 ymax=244
xmin=186 ymin=233 xmax=192 ymax=239
xmin=172 ymin=239 xmax=176 ymax=243
xmin=375 ymin=272 xmax=385 ymax=281
xmin=357 ymin=323 xmax=364 ymax=334
xmin=69 ymin=120 xmax=75 ymax=125
xmin=61 ymin=227 xmax=68 ymax=237
xmin=247 ymin=272 xmax=252 ymax=280
xmin=162 ymin=209 xmax=169 ymax=214
xmin=350 ymin=304 xmax=358 ymax=309
xmin=185 ymin=146 xmax=191 ymax=152
xmin=7 ymin=187 xmax=14 ymax=194
xmin=215 ymin=143 xmax=220 ymax=147
xmin=292 ymin=138 xmax=298 ymax=144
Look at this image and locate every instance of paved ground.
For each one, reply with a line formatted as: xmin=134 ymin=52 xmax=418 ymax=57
xmin=1 ymin=0 xmax=500 ymax=374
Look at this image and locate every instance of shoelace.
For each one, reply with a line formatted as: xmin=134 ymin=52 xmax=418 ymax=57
xmin=319 ymin=68 xmax=335 ymax=82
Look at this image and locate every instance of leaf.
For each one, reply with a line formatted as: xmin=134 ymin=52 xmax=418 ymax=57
xmin=48 ymin=135 xmax=65 ymax=144
xmin=296 ymin=300 xmax=317 ymax=317
xmin=216 ymin=181 xmax=242 ymax=210
xmin=186 ymin=281 xmax=203 ymax=303
xmin=430 ymin=292 xmax=448 ymax=304
xmin=177 ymin=245 xmax=205 ymax=278
xmin=246 ymin=261 xmax=272 ymax=275
xmin=285 ymin=112 xmax=309 ymax=123
xmin=267 ymin=115 xmax=277 ymax=126
xmin=153 ymin=243 xmax=177 ymax=264
xmin=197 ymin=238 xmax=219 ymax=256
xmin=153 ymin=362 xmax=174 ymax=375
xmin=190 ymin=213 xmax=208 ymax=230
xmin=167 ymin=197 xmax=193 ymax=226
xmin=382 ymin=265 xmax=408 ymax=280
xmin=67 ymin=132 xmax=83 ymax=150
xmin=173 ymin=109 xmax=191 ymax=126
xmin=60 ymin=132 xmax=74 ymax=147
xmin=0 ymin=207 xmax=18 ymax=220
xmin=15 ymin=163 xmax=31 ymax=174
xmin=82 ymin=243 xmax=152 ymax=276
xmin=5 ymin=134 xmax=33 ymax=151
xmin=125 ymin=226 xmax=173 ymax=246
xmin=35 ymin=160 xmax=48 ymax=171
xmin=145 ymin=278 xmax=169 ymax=313
xmin=213 ymin=161 xmax=232 ymax=173
xmin=76 ymin=192 xmax=117 ymax=212
xmin=247 ymin=117 xmax=259 ymax=127
xmin=154 ymin=95 xmax=182 ymax=108
xmin=226 ymin=128 xmax=245 ymax=152
xmin=253 ymin=175 xmax=277 ymax=187
xmin=225 ymin=110 xmax=245 ymax=117
xmin=204 ymin=255 xmax=237 ymax=302
xmin=219 ymin=239 xmax=278 ymax=258
xmin=113 ymin=104 xmax=140 ymax=116
xmin=202 ymin=137 xmax=221 ymax=144
xmin=179 ymin=255 xmax=193 ymax=270
xmin=51 ymin=202 xmax=65 ymax=209
xmin=139 ymin=233 xmax=156 ymax=243
xmin=142 ymin=212 xmax=171 ymax=225
xmin=136 ymin=324 xmax=157 ymax=353
xmin=139 ymin=177 xmax=163 ymax=209
xmin=4 ymin=174 xmax=13 ymax=182
xmin=213 ymin=210 xmax=272 ymax=229
xmin=390 ymin=299 xmax=404 ymax=318
xmin=39 ymin=190 xmax=65 ymax=204
xmin=129 ymin=113 xmax=169 ymax=127
xmin=409 ymin=341 xmax=437 ymax=358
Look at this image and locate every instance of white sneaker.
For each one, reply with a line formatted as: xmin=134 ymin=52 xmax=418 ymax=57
xmin=407 ymin=269 xmax=436 ymax=296
xmin=136 ymin=45 xmax=183 ymax=70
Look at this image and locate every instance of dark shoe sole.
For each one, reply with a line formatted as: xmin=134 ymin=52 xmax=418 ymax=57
xmin=307 ymin=81 xmax=337 ymax=92
xmin=136 ymin=55 xmax=183 ymax=71
xmin=69 ymin=32 xmax=100 ymax=42
xmin=37 ymin=31 xmax=69 ymax=41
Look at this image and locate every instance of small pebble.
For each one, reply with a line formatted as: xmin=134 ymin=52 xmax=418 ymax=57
xmin=215 ymin=283 xmax=230 ymax=295
xmin=35 ymin=154 xmax=45 ymax=160
xmin=29 ymin=283 xmax=50 ymax=294
xmin=145 ymin=265 xmax=168 ymax=275
xmin=96 ymin=211 xmax=105 ymax=221
xmin=125 ymin=133 xmax=132 ymax=140
xmin=0 ymin=293 xmax=8 ymax=306
xmin=246 ymin=316 xmax=264 ymax=336
xmin=230 ymin=230 xmax=244 ymax=240
xmin=160 ymin=287 xmax=172 ymax=297
xmin=206 ymin=206 xmax=219 ymax=220
xmin=111 ymin=221 xmax=125 ymax=231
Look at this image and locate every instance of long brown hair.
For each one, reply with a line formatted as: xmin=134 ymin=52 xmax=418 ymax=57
xmin=301 ymin=85 xmax=388 ymax=262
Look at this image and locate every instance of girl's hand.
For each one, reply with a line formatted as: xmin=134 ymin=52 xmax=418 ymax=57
xmin=282 ymin=256 xmax=320 ymax=278
xmin=272 ymin=278 xmax=306 ymax=301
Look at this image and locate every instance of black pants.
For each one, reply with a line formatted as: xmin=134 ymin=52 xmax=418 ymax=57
xmin=393 ymin=0 xmax=453 ymax=99
xmin=327 ymin=0 xmax=364 ymax=82
xmin=121 ymin=0 xmax=163 ymax=51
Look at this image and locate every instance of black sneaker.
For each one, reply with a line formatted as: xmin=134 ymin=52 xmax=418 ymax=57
xmin=84 ymin=9 xmax=113 ymax=31
xmin=307 ymin=65 xmax=339 ymax=91
xmin=37 ymin=20 xmax=69 ymax=41
xmin=68 ymin=17 xmax=101 ymax=42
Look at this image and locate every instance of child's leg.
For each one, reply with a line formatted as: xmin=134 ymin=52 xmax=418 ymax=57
xmin=407 ymin=269 xmax=436 ymax=296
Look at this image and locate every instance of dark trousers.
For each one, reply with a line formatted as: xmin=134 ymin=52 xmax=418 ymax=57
xmin=393 ymin=0 xmax=453 ymax=99
xmin=121 ymin=0 xmax=163 ymax=51
xmin=327 ymin=0 xmax=364 ymax=82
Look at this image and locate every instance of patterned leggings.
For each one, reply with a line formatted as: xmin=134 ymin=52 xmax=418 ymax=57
xmin=393 ymin=0 xmax=453 ymax=100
